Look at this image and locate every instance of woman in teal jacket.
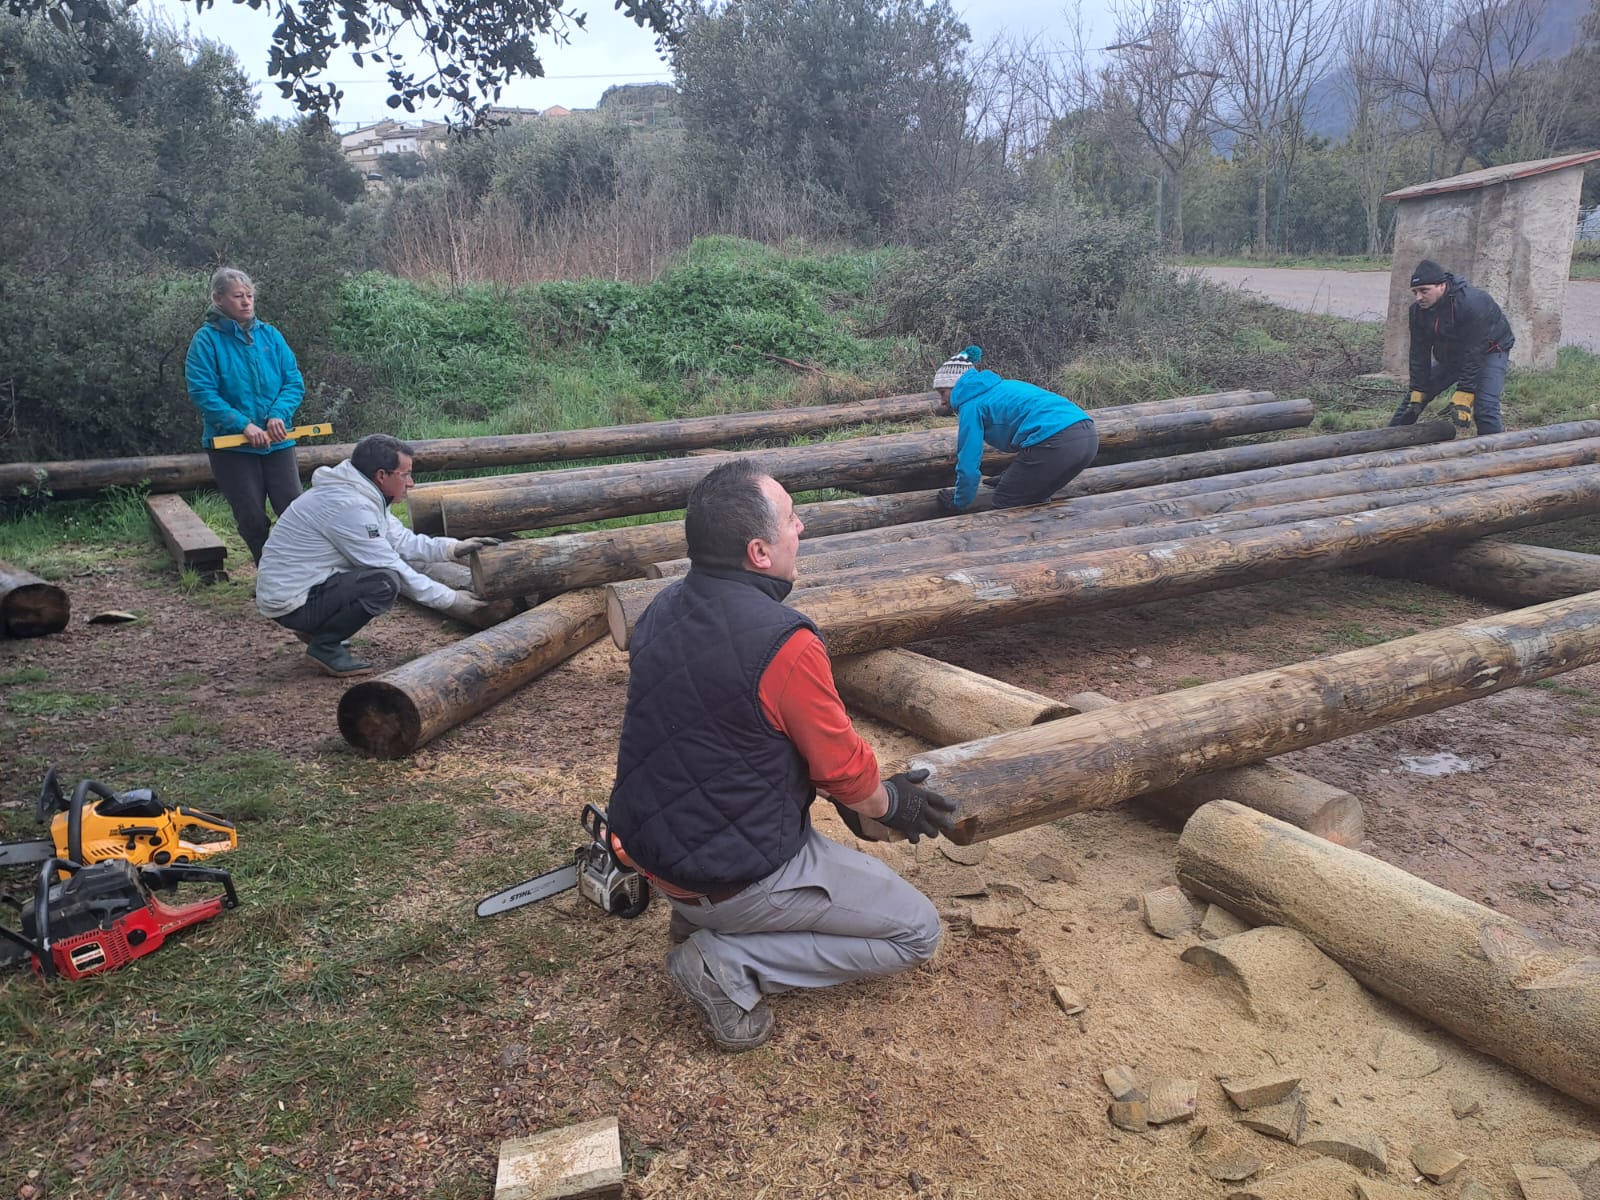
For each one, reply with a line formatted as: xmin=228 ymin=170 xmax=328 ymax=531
xmin=932 ymin=346 xmax=1097 ymax=513
xmin=185 ymin=267 xmax=305 ymax=562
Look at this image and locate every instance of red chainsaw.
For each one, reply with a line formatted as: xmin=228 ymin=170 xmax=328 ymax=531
xmin=0 ymin=857 xmax=239 ymax=980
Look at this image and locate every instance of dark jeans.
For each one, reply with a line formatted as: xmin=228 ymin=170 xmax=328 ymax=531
xmin=1387 ymin=351 xmax=1509 ymax=435
xmin=206 ymin=447 xmax=302 ymax=563
xmin=992 ymin=420 xmax=1100 ymax=509
xmin=273 ymin=569 xmax=399 ymax=645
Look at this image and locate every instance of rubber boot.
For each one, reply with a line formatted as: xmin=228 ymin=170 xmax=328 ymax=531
xmin=304 ymin=607 xmax=375 ymax=677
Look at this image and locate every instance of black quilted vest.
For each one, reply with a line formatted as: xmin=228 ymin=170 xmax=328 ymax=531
xmin=608 ymin=565 xmax=817 ymax=893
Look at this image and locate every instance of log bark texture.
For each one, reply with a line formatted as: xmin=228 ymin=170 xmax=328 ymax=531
xmin=1176 ymin=800 xmax=1600 ymax=1111
xmin=0 ymin=560 xmax=70 ymax=638
xmin=1062 ymin=692 xmax=1363 ymax=846
xmin=1373 ymin=541 xmax=1600 ymax=607
xmin=337 ymin=589 xmax=607 ymax=758
xmin=410 ymin=401 xmax=1316 ymax=536
xmin=901 ymin=591 xmax=1600 ymax=844
xmin=467 ymin=423 xmax=1455 ymax=599
xmin=412 ymin=560 xmax=527 ymax=629
xmin=609 ymin=467 xmax=1600 ymax=652
xmin=0 ymin=392 xmax=956 ymax=499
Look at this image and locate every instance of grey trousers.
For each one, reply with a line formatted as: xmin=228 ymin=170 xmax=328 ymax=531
xmin=992 ymin=420 xmax=1099 ymax=509
xmin=272 ymin=568 xmax=399 ymax=642
xmin=206 ymin=447 xmax=302 ymax=563
xmin=668 ymin=826 xmax=942 ymax=1012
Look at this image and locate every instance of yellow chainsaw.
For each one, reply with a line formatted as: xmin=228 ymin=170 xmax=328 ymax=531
xmin=0 ymin=766 xmax=237 ymax=873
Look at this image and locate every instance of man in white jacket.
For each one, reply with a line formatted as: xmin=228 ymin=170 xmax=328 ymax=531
xmin=256 ymin=434 xmax=497 ymax=677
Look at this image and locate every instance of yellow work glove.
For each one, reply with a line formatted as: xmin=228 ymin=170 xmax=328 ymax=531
xmin=1448 ymin=392 xmax=1475 ymax=432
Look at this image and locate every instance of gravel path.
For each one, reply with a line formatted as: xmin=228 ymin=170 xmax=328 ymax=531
xmin=1194 ymin=265 xmax=1600 ymax=353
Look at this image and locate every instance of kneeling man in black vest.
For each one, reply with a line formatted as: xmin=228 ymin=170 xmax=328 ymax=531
xmin=608 ymin=459 xmax=956 ymax=1051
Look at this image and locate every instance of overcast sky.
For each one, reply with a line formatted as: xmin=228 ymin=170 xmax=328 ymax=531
xmin=145 ymin=0 xmax=1113 ymax=129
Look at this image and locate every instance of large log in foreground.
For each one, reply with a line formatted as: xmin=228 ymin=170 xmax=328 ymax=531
xmin=411 ymin=400 xmax=1317 ymax=536
xmin=829 ymin=656 xmax=1362 ymax=845
xmin=470 ymin=421 xmax=1452 ymax=599
xmin=1177 ymin=800 xmax=1600 ymax=1111
xmin=1374 ymin=540 xmax=1600 ymax=607
xmin=0 ymin=560 xmax=69 ymax=638
xmin=337 ymin=589 xmax=607 ymax=758
xmin=1062 ymin=692 xmax=1364 ymax=846
xmin=903 ymin=590 xmax=1600 ymax=845
xmin=608 ymin=467 xmax=1600 ymax=651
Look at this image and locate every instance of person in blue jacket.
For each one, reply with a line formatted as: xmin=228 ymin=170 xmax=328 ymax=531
xmin=185 ymin=267 xmax=306 ymax=562
xmin=931 ymin=346 xmax=1098 ymax=513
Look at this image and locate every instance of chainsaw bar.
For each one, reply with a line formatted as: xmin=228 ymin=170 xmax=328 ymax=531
xmin=475 ymin=863 xmax=579 ymax=918
xmin=0 ymin=839 xmax=54 ymax=869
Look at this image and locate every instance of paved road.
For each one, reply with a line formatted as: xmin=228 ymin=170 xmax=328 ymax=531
xmin=1194 ymin=265 xmax=1600 ymax=354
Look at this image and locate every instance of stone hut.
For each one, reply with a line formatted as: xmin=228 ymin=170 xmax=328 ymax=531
xmin=1383 ymin=150 xmax=1600 ymax=375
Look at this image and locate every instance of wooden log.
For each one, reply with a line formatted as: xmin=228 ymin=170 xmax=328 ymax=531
xmin=1096 ymin=389 xmax=1276 ymax=416
xmin=468 ymin=422 xmax=1456 ymax=599
xmin=830 ymin=647 xmax=1076 ymax=744
xmin=409 ymin=401 xmax=1317 ymax=536
xmin=829 ymin=665 xmax=1362 ymax=846
xmin=337 ymin=589 xmax=607 ymax=758
xmin=0 ymin=560 xmax=69 ymax=638
xmin=653 ymin=458 xmax=1582 ymax=582
xmin=608 ymin=467 xmax=1600 ymax=649
xmin=412 ymin=560 xmax=527 ymax=629
xmin=145 ymin=494 xmax=228 ymax=581
xmin=0 ymin=392 xmax=955 ymax=500
xmin=1372 ymin=540 xmax=1600 ymax=607
xmin=902 ymin=590 xmax=1600 ymax=844
xmin=1061 ymin=692 xmax=1363 ymax=846
xmin=1176 ymin=800 xmax=1600 ymax=1110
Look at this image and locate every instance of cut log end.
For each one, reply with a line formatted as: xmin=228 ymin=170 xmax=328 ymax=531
xmin=605 ymin=587 xmax=632 ymax=650
xmin=337 ymin=682 xmax=423 ymax=759
xmin=2 ymin=582 xmax=70 ymax=638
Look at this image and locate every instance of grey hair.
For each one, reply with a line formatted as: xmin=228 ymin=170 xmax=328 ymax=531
xmin=210 ymin=267 xmax=254 ymax=298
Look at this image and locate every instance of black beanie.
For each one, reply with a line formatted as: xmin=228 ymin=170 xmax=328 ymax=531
xmin=1410 ymin=259 xmax=1448 ymax=287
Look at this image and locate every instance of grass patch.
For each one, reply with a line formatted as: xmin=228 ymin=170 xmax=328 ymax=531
xmin=0 ymin=666 xmax=52 ymax=686
xmin=5 ymin=689 xmax=114 ymax=717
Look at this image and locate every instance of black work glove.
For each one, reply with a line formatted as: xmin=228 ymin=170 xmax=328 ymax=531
xmin=830 ymin=798 xmax=871 ymax=840
xmin=935 ymin=487 xmax=961 ymax=515
xmin=878 ymin=768 xmax=957 ymax=844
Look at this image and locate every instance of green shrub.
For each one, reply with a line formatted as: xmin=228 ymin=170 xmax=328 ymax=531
xmin=877 ymin=200 xmax=1163 ymax=377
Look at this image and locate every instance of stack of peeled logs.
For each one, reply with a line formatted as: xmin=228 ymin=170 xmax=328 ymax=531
xmin=340 ymin=387 xmax=1316 ymax=756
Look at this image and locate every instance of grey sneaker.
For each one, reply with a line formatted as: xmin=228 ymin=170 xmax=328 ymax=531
xmin=668 ymin=909 xmax=695 ymax=944
xmin=305 ymin=642 xmax=373 ymax=678
xmin=665 ymin=941 xmax=773 ymax=1052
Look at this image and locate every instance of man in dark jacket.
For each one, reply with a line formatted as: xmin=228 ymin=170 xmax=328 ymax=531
xmin=1388 ymin=258 xmax=1515 ymax=435
xmin=608 ymin=459 xmax=956 ymax=1052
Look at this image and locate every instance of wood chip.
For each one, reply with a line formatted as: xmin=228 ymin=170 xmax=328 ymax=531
xmin=1535 ymin=1139 xmax=1600 ymax=1175
xmin=1051 ymin=985 xmax=1085 ymax=1016
xmin=939 ymin=841 xmax=989 ymax=866
xmin=1227 ymin=1157 xmax=1357 ymax=1199
xmin=1411 ymin=1143 xmax=1467 ymax=1183
xmin=1146 ymin=1076 xmax=1198 ymax=1125
xmin=1192 ymin=1127 xmax=1262 ymax=1183
xmin=1234 ymin=1093 xmax=1305 ymax=1143
xmin=965 ymin=900 xmax=1021 ymax=935
xmin=1102 ymin=1065 xmax=1144 ymax=1102
xmin=1512 ymin=1164 xmax=1582 ymax=1200
xmin=1300 ymin=1128 xmax=1388 ymax=1173
xmin=1221 ymin=1074 xmax=1301 ymax=1111
xmin=1142 ymin=885 xmax=1199 ymax=938
xmin=86 ymin=610 xmax=139 ymax=625
xmin=1448 ymin=1089 xmax=1482 ymax=1119
xmin=1108 ymin=1100 xmax=1148 ymax=1132
xmin=494 ymin=1116 xmax=623 ymax=1200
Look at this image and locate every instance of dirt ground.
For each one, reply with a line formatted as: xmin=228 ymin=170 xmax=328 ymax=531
xmin=4 ymin=548 xmax=1600 ymax=1199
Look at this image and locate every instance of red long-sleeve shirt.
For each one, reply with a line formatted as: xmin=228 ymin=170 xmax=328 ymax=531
xmin=613 ymin=626 xmax=879 ymax=898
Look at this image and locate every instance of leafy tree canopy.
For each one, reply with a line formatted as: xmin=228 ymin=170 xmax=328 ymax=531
xmin=6 ymin=0 xmax=686 ymax=119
